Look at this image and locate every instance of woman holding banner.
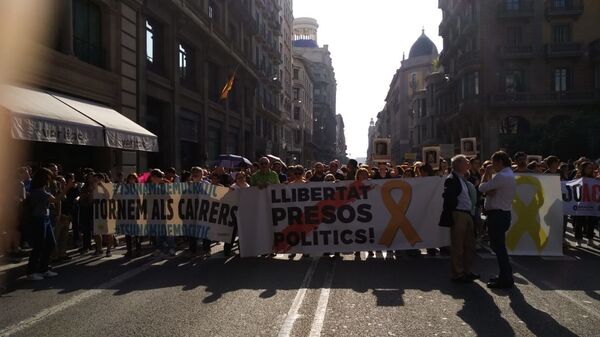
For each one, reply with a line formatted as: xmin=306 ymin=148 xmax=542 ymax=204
xmin=573 ymin=162 xmax=597 ymax=248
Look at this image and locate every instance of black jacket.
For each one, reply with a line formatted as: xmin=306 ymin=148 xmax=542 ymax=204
xmin=438 ymin=172 xmax=463 ymax=227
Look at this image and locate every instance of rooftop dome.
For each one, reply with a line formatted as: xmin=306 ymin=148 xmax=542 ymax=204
xmin=409 ymin=29 xmax=438 ymax=58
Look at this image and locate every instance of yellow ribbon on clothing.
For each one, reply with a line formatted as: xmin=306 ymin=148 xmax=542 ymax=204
xmin=506 ymin=176 xmax=548 ymax=252
xmin=379 ymin=180 xmax=422 ymax=247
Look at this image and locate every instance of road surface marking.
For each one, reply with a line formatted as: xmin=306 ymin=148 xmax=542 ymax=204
xmin=277 ymin=258 xmax=320 ymax=337
xmin=309 ymin=262 xmax=336 ymax=337
xmin=0 ymin=259 xmax=157 ymax=337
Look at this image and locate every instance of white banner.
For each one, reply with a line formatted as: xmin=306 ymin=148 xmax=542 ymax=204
xmin=506 ymin=174 xmax=564 ymax=256
xmin=561 ymin=177 xmax=600 ymax=217
xmin=93 ymin=182 xmax=237 ymax=243
xmin=238 ymin=177 xmax=448 ymax=257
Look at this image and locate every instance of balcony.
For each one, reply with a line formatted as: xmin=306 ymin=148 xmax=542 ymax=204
xmin=497 ymin=1 xmax=534 ymax=19
xmin=500 ymin=45 xmax=534 ymax=59
xmin=546 ymin=42 xmax=584 ymax=57
xmin=546 ymin=0 xmax=584 ymax=17
xmin=490 ymin=91 xmax=599 ymax=107
xmin=456 ymin=51 xmax=480 ymax=69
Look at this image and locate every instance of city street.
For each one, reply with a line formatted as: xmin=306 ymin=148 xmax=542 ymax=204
xmin=1 ymin=234 xmax=599 ymax=337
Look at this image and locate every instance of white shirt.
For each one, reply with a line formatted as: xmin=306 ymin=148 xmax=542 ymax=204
xmin=456 ymin=175 xmax=472 ymax=212
xmin=478 ymin=167 xmax=516 ymax=211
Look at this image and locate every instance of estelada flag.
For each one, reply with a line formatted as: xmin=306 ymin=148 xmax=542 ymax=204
xmin=219 ymin=65 xmax=238 ymax=100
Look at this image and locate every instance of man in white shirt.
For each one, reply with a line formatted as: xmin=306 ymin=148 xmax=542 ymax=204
xmin=439 ymin=155 xmax=479 ymax=283
xmin=479 ymin=151 xmax=517 ymax=289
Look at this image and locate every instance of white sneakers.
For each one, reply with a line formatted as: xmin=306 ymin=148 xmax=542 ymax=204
xmin=27 ymin=273 xmax=44 ymax=281
xmin=27 ymin=270 xmax=58 ymax=281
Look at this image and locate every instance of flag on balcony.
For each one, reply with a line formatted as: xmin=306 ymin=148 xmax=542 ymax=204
xmin=219 ymin=65 xmax=239 ymax=100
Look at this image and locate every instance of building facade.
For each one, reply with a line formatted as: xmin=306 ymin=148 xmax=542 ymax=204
xmin=436 ymin=0 xmax=600 ymax=159
xmin=373 ymin=31 xmax=439 ymax=163
xmin=291 ymin=53 xmax=315 ymax=165
xmin=7 ymin=0 xmax=293 ymax=174
xmin=293 ymin=17 xmax=338 ymax=163
xmin=335 ymin=114 xmax=348 ymax=161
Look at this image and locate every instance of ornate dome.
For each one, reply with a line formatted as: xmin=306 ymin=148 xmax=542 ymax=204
xmin=409 ymin=30 xmax=439 ymax=58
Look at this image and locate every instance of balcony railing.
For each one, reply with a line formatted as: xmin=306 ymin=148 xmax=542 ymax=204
xmin=546 ymin=42 xmax=584 ymax=57
xmin=500 ymin=45 xmax=534 ymax=58
xmin=546 ymin=0 xmax=584 ymax=16
xmin=456 ymin=51 xmax=480 ymax=69
xmin=497 ymin=1 xmax=534 ymax=19
xmin=491 ymin=91 xmax=599 ymax=106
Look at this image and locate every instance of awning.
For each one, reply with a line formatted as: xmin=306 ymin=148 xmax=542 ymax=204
xmin=2 ymin=85 xmax=105 ymax=146
xmin=1 ymin=85 xmax=158 ymax=152
xmin=52 ymin=94 xmax=158 ymax=152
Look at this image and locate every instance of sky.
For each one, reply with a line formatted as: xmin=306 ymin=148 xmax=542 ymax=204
xmin=293 ymin=0 xmax=443 ymax=159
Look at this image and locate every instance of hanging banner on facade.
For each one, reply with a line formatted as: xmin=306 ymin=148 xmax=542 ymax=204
xmin=238 ymin=177 xmax=449 ymax=257
xmin=93 ymin=182 xmax=237 ymax=242
xmin=506 ymin=174 xmax=564 ymax=256
xmin=561 ymin=178 xmax=600 ymax=217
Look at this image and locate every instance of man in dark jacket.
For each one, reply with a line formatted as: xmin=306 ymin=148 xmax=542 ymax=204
xmin=439 ymin=155 xmax=479 ymax=283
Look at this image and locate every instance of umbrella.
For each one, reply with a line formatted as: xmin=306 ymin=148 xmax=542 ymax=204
xmin=213 ymin=154 xmax=252 ymax=169
xmin=267 ymin=154 xmax=287 ymax=169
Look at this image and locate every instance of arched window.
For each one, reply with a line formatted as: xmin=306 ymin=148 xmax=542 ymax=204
xmin=499 ymin=116 xmax=530 ymax=135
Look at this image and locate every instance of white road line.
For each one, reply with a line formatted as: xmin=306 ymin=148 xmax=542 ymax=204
xmin=277 ymin=258 xmax=320 ymax=337
xmin=0 ymin=259 xmax=157 ymax=337
xmin=512 ymin=261 xmax=600 ymax=320
xmin=308 ymin=262 xmax=336 ymax=337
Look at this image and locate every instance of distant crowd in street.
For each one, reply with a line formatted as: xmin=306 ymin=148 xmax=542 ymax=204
xmin=3 ymin=151 xmax=599 ymax=285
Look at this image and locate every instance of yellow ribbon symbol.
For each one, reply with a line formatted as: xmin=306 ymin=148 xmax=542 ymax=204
xmin=507 ymin=176 xmax=548 ymax=252
xmin=379 ymin=180 xmax=422 ymax=247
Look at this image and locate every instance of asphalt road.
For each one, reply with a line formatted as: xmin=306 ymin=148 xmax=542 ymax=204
xmin=1 ymin=238 xmax=599 ymax=337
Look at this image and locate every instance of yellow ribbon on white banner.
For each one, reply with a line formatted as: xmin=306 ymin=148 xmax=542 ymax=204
xmin=507 ymin=176 xmax=548 ymax=252
xmin=379 ymin=180 xmax=422 ymax=247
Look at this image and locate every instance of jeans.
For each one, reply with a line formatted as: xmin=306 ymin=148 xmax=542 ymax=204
xmin=574 ymin=216 xmax=595 ymax=241
xmin=487 ymin=210 xmax=513 ymax=284
xmin=27 ymin=218 xmax=56 ymax=275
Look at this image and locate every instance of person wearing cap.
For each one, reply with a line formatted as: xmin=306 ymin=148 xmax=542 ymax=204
xmin=250 ymin=157 xmax=280 ymax=189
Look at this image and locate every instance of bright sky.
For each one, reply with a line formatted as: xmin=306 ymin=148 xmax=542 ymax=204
xmin=293 ymin=0 xmax=443 ymax=159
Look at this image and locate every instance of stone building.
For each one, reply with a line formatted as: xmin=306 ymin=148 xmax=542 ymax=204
xmin=436 ymin=0 xmax=600 ymax=158
xmin=291 ymin=53 xmax=315 ymax=165
xmin=2 ymin=0 xmax=289 ymax=174
xmin=293 ymin=17 xmax=338 ymax=162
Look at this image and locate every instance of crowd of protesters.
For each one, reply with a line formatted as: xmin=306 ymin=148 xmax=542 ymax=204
xmin=3 ymin=152 xmax=600 ymax=282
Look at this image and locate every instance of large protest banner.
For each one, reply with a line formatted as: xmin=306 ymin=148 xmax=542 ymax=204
xmin=561 ymin=177 xmax=600 ymax=217
xmin=93 ymin=182 xmax=238 ymax=242
xmin=506 ymin=174 xmax=563 ymax=256
xmin=238 ymin=177 xmax=448 ymax=257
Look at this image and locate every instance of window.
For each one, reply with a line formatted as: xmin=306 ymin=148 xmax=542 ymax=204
xmin=208 ymin=62 xmax=221 ymax=102
xmin=411 ymin=73 xmax=417 ymax=89
xmin=552 ymin=25 xmax=571 ymax=44
xmin=293 ymin=88 xmax=300 ymax=101
xmin=505 ymin=70 xmax=524 ymax=93
xmin=594 ymin=65 xmax=600 ymax=90
xmin=293 ymin=68 xmax=299 ymax=80
xmin=178 ymin=43 xmax=193 ymax=84
xmin=294 ymin=106 xmax=300 ymax=120
xmin=73 ymin=0 xmax=102 ymax=67
xmin=506 ymin=0 xmax=520 ymax=10
xmin=146 ymin=19 xmax=163 ymax=70
xmin=207 ymin=120 xmax=222 ymax=160
xmin=294 ymin=130 xmax=301 ymax=145
xmin=474 ymin=71 xmax=480 ymax=96
xmin=553 ymin=0 xmax=567 ymax=9
xmin=506 ymin=27 xmax=523 ymax=46
xmin=554 ymin=68 xmax=569 ymax=92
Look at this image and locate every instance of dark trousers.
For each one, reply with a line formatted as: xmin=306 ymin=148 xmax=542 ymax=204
xmin=574 ymin=216 xmax=595 ymax=241
xmin=27 ymin=221 xmax=56 ymax=275
xmin=487 ymin=210 xmax=513 ymax=283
